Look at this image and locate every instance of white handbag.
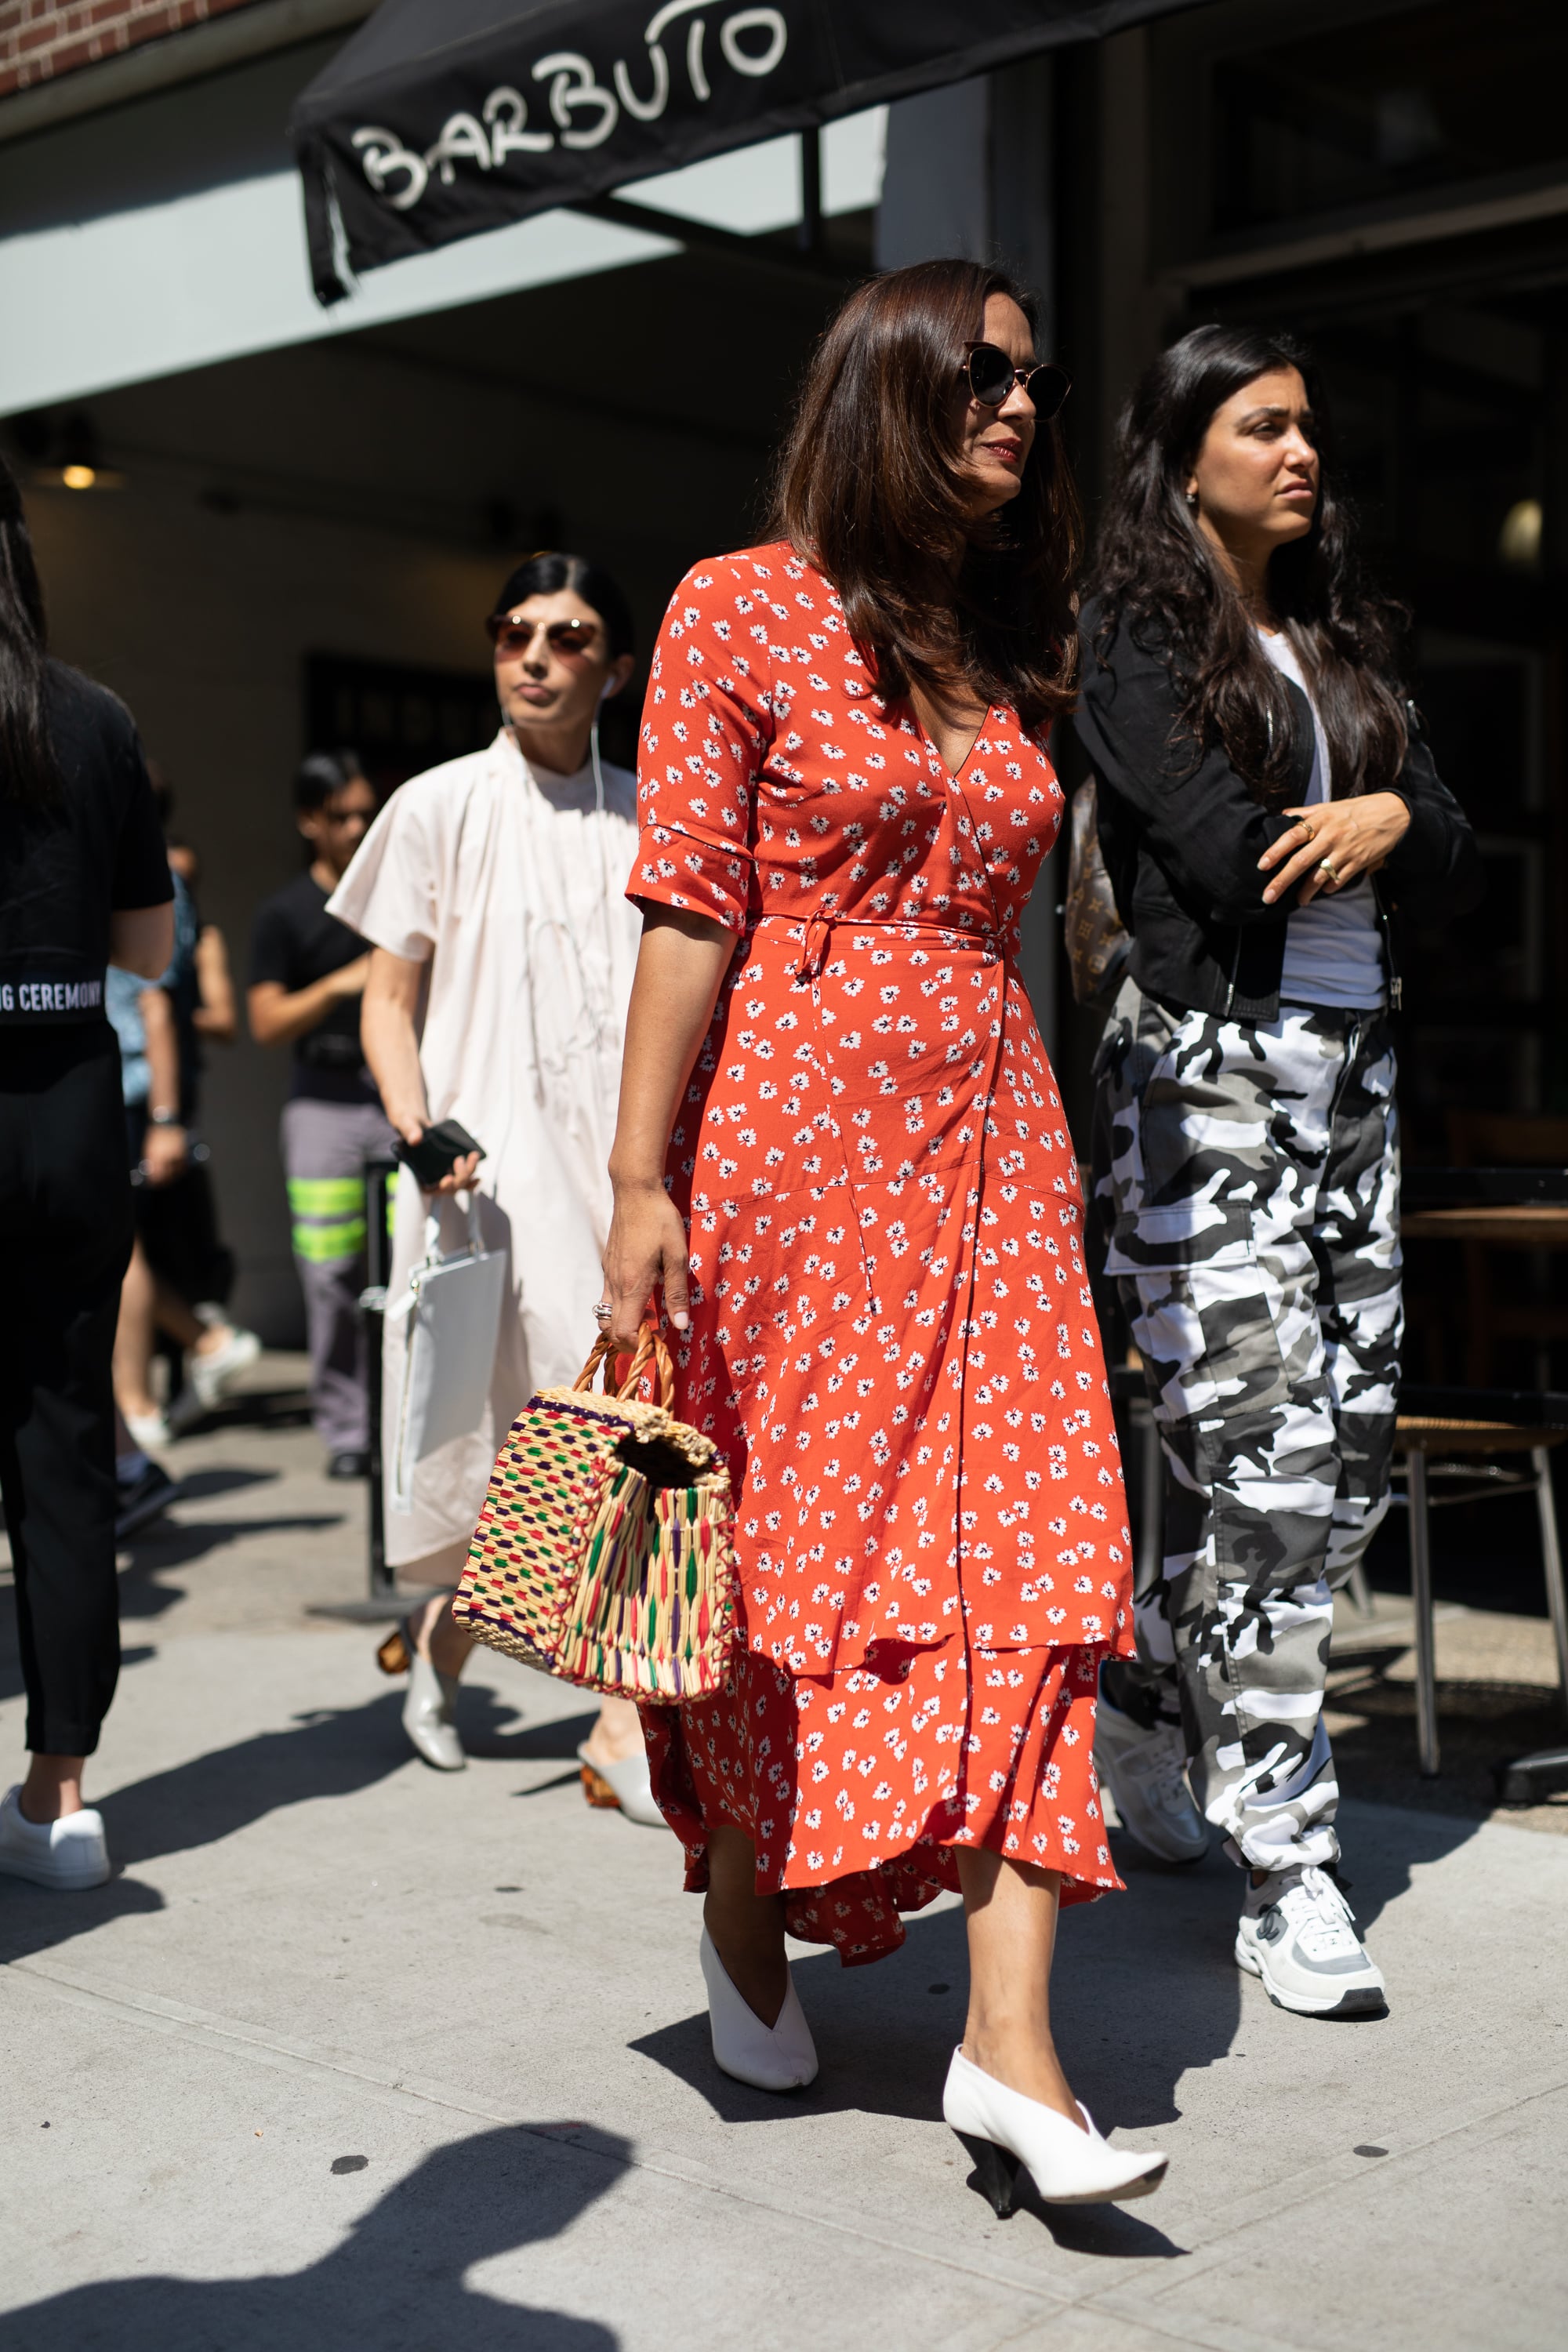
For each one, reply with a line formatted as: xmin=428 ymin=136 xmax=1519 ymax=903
xmin=386 ymin=1193 xmax=509 ymax=1512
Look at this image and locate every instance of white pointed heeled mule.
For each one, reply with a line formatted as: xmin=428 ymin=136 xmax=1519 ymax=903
xmin=699 ymin=1928 xmax=818 ymax=2092
xmin=942 ymin=2047 xmax=1167 ymax=2211
xmin=575 ymin=1742 xmax=666 ymax=1827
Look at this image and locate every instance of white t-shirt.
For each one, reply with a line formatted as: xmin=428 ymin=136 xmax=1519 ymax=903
xmin=1258 ymin=630 xmax=1386 ymax=1012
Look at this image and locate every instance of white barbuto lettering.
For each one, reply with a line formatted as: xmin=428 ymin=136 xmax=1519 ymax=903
xmin=351 ymin=5 xmax=791 ymax=209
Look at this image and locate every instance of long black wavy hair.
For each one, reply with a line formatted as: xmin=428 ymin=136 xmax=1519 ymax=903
xmin=0 ymin=453 xmax=58 ymax=808
xmin=1090 ymin=324 xmax=1408 ymax=804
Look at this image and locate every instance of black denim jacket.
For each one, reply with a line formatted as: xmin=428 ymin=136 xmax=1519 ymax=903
xmin=1074 ymin=599 xmax=1484 ymax=1022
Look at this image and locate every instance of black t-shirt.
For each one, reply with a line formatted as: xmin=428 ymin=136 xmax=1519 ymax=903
xmin=0 ymin=661 xmax=172 ymax=1031
xmin=249 ymin=871 xmax=378 ymax=1104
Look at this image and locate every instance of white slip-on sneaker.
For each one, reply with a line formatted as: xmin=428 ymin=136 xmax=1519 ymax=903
xmin=0 ymin=1785 xmax=111 ymax=1890
xmin=1094 ymin=1697 xmax=1209 ymax=1864
xmin=575 ymin=1743 xmax=666 ymax=1827
xmin=401 ymin=1653 xmax=465 ymax=1770
xmin=699 ymin=1928 xmax=818 ymax=2092
xmin=942 ymin=2047 xmax=1167 ymax=2212
xmin=1235 ymin=1864 xmax=1388 ymax=2018
xmin=123 ymin=1408 xmax=172 ymax=1453
xmin=186 ymin=1326 xmax=262 ymax=1414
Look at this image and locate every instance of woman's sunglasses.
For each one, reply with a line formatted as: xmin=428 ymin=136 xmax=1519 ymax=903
xmin=487 ymin=614 xmax=601 ymax=660
xmin=961 ymin=343 xmax=1072 ymax=421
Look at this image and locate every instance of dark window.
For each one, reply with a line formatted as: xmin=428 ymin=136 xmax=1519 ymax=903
xmin=1213 ymin=2 xmax=1568 ymax=235
xmin=305 ymin=654 xmax=497 ymax=798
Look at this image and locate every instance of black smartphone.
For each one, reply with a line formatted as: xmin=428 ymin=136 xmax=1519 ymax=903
xmin=394 ymin=1119 xmax=485 ymax=1188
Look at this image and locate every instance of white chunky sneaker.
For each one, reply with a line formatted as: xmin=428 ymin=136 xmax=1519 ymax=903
xmin=1236 ymin=1864 xmax=1388 ymax=2018
xmin=0 ymin=1785 xmax=111 ymax=1889
xmin=1094 ymin=1698 xmax=1209 ymax=1864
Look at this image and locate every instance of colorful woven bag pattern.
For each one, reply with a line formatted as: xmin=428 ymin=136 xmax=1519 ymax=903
xmin=452 ymin=1327 xmax=739 ymax=1703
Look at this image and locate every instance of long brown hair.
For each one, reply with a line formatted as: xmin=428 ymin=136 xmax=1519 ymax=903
xmin=771 ymin=259 xmax=1082 ymax=740
xmin=1091 ymin=324 xmax=1408 ymax=804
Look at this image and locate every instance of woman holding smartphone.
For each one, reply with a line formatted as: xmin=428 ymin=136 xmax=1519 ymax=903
xmin=332 ymin=551 xmax=659 ymax=1817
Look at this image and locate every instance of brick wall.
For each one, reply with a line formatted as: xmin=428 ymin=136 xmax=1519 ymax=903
xmin=0 ymin=1 xmax=270 ymax=98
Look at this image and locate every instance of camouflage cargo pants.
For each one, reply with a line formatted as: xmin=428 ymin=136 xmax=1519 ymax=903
xmin=1091 ymin=983 xmax=1401 ymax=1873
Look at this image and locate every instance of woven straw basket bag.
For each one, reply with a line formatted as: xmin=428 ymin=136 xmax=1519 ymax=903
xmin=452 ymin=1325 xmax=739 ymax=1703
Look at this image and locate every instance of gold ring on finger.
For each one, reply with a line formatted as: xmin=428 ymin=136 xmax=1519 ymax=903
xmin=1317 ymin=857 xmax=1339 ymax=884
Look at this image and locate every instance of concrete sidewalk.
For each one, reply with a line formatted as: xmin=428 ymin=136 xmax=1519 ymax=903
xmin=2 ymin=1364 xmax=1564 ymax=2352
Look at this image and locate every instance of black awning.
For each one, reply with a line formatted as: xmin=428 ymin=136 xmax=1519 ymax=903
xmin=291 ymin=1 xmax=1203 ymax=303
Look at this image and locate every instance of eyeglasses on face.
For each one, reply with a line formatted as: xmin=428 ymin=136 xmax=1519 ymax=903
xmin=960 ymin=343 xmax=1072 ymax=421
xmin=487 ymin=613 xmax=603 ymax=660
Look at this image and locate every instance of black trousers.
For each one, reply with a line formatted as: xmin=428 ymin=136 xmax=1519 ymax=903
xmin=0 ymin=1025 xmax=132 ymax=1755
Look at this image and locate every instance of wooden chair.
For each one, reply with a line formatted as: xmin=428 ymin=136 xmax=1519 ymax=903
xmin=1391 ymin=1415 xmax=1568 ymax=1775
xmin=1445 ymin=1111 xmax=1568 ymax=1385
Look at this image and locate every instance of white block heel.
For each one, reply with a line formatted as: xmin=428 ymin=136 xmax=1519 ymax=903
xmin=942 ymin=2047 xmax=1167 ymax=2210
xmin=699 ymin=1928 xmax=818 ymax=2092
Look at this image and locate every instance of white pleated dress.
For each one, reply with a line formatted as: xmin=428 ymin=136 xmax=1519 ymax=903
xmin=328 ymin=729 xmax=639 ymax=1574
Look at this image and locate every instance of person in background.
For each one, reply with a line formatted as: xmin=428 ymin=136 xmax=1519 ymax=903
xmin=139 ymin=799 xmax=243 ymax=1403
xmin=1079 ymin=325 xmax=1480 ymax=2018
xmin=331 ymin=552 xmax=660 ymax=1821
xmin=248 ymin=753 xmax=394 ymax=1479
xmin=0 ymin=454 xmax=172 ymax=1889
xmin=108 ymin=906 xmax=260 ymax=1451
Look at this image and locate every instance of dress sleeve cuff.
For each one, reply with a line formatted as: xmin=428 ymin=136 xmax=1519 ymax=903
xmin=630 ymin=822 xmax=750 ymax=932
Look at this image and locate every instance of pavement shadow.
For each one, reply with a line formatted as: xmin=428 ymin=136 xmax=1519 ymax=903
xmin=0 ymin=1871 xmax=166 ymax=1971
xmin=1329 ymin=1795 xmax=1485 ymax=1932
xmin=0 ymin=2122 xmax=627 ymax=2351
xmin=466 ymin=1704 xmax=599 ymax=1763
xmin=146 ymin=1465 xmax=279 ymax=1504
xmin=117 ymin=1514 xmax=347 ymax=1596
xmin=98 ymin=1690 xmax=414 ymax=1871
xmin=632 ymin=1846 xmax=1245 ymax=2137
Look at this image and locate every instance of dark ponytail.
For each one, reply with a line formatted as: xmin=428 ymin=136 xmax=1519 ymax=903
xmin=0 ymin=456 xmax=58 ymax=808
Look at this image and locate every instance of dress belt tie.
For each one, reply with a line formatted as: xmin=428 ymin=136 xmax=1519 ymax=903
xmin=750 ymin=911 xmax=1007 ymax=984
xmin=742 ymin=912 xmax=1011 ymax=1318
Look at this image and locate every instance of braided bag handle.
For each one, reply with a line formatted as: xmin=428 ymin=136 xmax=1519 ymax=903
xmin=572 ymin=1323 xmax=676 ymax=1413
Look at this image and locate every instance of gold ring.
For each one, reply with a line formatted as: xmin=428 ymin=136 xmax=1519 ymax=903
xmin=1299 ymin=819 xmax=1317 ymax=843
xmin=1317 ymin=857 xmax=1340 ymax=885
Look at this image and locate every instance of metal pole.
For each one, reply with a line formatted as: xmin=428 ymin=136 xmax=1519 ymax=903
xmin=361 ymin=1156 xmax=396 ymax=1602
xmin=1532 ymin=1446 xmax=1568 ymax=1720
xmin=1406 ymin=1447 xmax=1439 ymax=1777
xmin=798 ymin=126 xmax=824 ymax=260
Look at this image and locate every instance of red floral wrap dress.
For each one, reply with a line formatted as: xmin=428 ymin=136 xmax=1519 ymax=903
xmin=632 ymin=546 xmax=1134 ymax=1963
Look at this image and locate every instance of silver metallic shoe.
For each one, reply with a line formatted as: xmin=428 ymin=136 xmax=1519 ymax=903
xmin=402 ymin=1651 xmax=465 ymax=1770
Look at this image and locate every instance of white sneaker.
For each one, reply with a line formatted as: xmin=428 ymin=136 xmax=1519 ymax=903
xmin=123 ymin=1408 xmax=172 ymax=1452
xmin=1094 ymin=1698 xmax=1209 ymax=1864
xmin=1236 ymin=1864 xmax=1388 ymax=2018
xmin=185 ymin=1325 xmax=261 ymax=1414
xmin=0 ymin=1785 xmax=111 ymax=1889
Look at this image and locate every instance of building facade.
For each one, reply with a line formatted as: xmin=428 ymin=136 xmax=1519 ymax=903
xmin=2 ymin=0 xmax=1563 ymax=1385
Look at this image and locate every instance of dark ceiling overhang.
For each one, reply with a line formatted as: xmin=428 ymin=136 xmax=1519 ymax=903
xmin=290 ymin=0 xmax=1207 ymax=303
